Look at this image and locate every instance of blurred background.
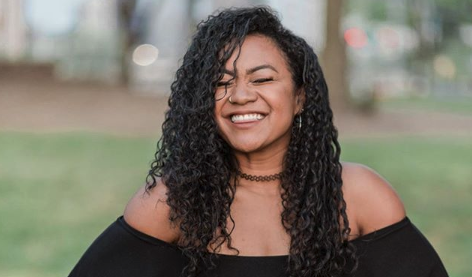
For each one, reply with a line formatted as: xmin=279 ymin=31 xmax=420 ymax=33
xmin=0 ymin=0 xmax=471 ymax=276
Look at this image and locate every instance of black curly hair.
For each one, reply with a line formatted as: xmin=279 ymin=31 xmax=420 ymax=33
xmin=146 ymin=6 xmax=356 ymax=277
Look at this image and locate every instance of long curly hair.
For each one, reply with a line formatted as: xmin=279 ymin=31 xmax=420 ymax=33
xmin=146 ymin=6 xmax=356 ymax=277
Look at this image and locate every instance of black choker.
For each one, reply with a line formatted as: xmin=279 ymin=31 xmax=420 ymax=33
xmin=237 ymin=170 xmax=283 ymax=182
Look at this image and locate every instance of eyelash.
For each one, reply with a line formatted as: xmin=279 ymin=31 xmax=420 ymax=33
xmin=253 ymin=78 xmax=273 ymax=84
xmin=217 ymin=81 xmax=232 ymax=87
xmin=216 ymin=78 xmax=273 ymax=87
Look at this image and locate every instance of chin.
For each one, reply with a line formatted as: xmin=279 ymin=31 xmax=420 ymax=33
xmin=228 ymin=140 xmax=265 ymax=154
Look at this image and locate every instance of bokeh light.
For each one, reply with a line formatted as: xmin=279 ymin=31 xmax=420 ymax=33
xmin=344 ymin=27 xmax=368 ymax=49
xmin=132 ymin=44 xmax=159 ymax=66
xmin=434 ymin=55 xmax=456 ymax=79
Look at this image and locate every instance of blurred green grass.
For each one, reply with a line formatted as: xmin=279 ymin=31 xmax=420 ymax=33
xmin=0 ymin=132 xmax=157 ymax=277
xmin=341 ymin=136 xmax=472 ymax=277
xmin=0 ymin=132 xmax=470 ymax=277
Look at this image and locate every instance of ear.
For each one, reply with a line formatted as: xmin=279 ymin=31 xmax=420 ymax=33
xmin=295 ymin=87 xmax=306 ymax=114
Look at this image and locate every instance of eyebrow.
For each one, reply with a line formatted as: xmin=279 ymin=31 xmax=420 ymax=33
xmin=246 ymin=64 xmax=278 ymax=74
xmin=221 ymin=64 xmax=279 ymax=76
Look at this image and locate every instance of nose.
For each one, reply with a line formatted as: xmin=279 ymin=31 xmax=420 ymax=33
xmin=228 ymin=81 xmax=257 ymax=105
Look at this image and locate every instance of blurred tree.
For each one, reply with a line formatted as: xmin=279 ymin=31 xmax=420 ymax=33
xmin=322 ymin=0 xmax=350 ymax=114
xmin=435 ymin=0 xmax=472 ymax=38
xmin=367 ymin=2 xmax=388 ymax=21
xmin=117 ymin=0 xmax=138 ymax=85
xmin=407 ymin=0 xmax=471 ymax=59
xmin=406 ymin=0 xmax=438 ymax=62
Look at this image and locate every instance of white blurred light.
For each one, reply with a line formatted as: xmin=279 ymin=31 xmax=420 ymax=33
xmin=376 ymin=27 xmax=400 ymax=49
xmin=132 ymin=44 xmax=159 ymax=66
xmin=434 ymin=55 xmax=456 ymax=79
xmin=25 ymin=0 xmax=84 ymax=35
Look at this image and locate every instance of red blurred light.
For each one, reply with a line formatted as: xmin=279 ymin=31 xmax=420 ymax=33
xmin=344 ymin=27 xmax=368 ymax=48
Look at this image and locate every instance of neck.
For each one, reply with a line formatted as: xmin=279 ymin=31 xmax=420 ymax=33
xmin=234 ymin=146 xmax=286 ymax=175
xmin=232 ymin=146 xmax=286 ymax=192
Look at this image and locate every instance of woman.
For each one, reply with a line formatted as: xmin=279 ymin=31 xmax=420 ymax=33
xmin=69 ymin=7 xmax=448 ymax=277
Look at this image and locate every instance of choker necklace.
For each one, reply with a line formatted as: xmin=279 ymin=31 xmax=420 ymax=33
xmin=237 ymin=170 xmax=283 ymax=182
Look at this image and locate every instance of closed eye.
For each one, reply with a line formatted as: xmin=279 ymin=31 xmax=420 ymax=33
xmin=253 ymin=78 xmax=273 ymax=84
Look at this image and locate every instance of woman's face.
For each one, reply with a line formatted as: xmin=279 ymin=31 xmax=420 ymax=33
xmin=214 ymin=34 xmax=303 ymax=155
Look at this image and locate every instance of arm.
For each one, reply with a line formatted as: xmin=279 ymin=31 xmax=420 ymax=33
xmin=123 ymin=180 xmax=180 ymax=243
xmin=341 ymin=162 xmax=448 ymax=277
xmin=69 ymin=181 xmax=183 ymax=277
xmin=341 ymin=162 xmax=406 ymax=238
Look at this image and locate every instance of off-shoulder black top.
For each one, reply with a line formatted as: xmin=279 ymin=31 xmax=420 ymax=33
xmin=69 ymin=216 xmax=448 ymax=277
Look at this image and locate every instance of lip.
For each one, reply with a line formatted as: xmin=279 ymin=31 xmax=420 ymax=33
xmin=228 ymin=118 xmax=263 ymax=129
xmin=227 ymin=110 xmax=268 ymax=116
xmin=228 ymin=116 xmax=266 ymax=130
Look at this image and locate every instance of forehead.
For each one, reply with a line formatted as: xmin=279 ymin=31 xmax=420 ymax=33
xmin=223 ymin=34 xmax=290 ymax=71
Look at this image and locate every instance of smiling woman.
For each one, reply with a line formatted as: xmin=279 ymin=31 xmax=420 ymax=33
xmin=69 ymin=6 xmax=448 ymax=277
xmin=214 ymin=35 xmax=303 ymax=156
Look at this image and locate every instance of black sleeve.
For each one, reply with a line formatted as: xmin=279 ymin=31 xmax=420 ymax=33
xmin=350 ymin=218 xmax=449 ymax=277
xmin=68 ymin=217 xmax=188 ymax=277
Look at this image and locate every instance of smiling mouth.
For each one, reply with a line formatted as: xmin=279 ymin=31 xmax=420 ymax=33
xmin=231 ymin=113 xmax=265 ymax=123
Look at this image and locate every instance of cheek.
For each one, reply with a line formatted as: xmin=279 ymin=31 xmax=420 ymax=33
xmin=265 ymin=90 xmax=298 ymax=117
xmin=214 ymin=101 xmax=223 ymax=118
xmin=214 ymin=104 xmax=226 ymax=133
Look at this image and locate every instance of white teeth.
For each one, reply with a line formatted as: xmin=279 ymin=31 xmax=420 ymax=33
xmin=231 ymin=113 xmax=265 ymax=122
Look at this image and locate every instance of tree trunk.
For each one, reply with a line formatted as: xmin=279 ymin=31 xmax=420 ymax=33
xmin=117 ymin=0 xmax=137 ymax=85
xmin=322 ymin=0 xmax=350 ymax=114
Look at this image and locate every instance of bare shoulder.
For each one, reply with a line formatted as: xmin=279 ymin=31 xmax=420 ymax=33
xmin=123 ymin=179 xmax=180 ymax=243
xmin=341 ymin=162 xmax=406 ymax=237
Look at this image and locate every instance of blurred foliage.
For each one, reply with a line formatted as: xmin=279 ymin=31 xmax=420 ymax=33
xmin=346 ymin=0 xmax=471 ymax=104
xmin=431 ymin=38 xmax=471 ymax=79
xmin=379 ymin=96 xmax=472 ymax=115
xmin=435 ymin=0 xmax=472 ymax=24
xmin=0 ymin=132 xmax=471 ymax=276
